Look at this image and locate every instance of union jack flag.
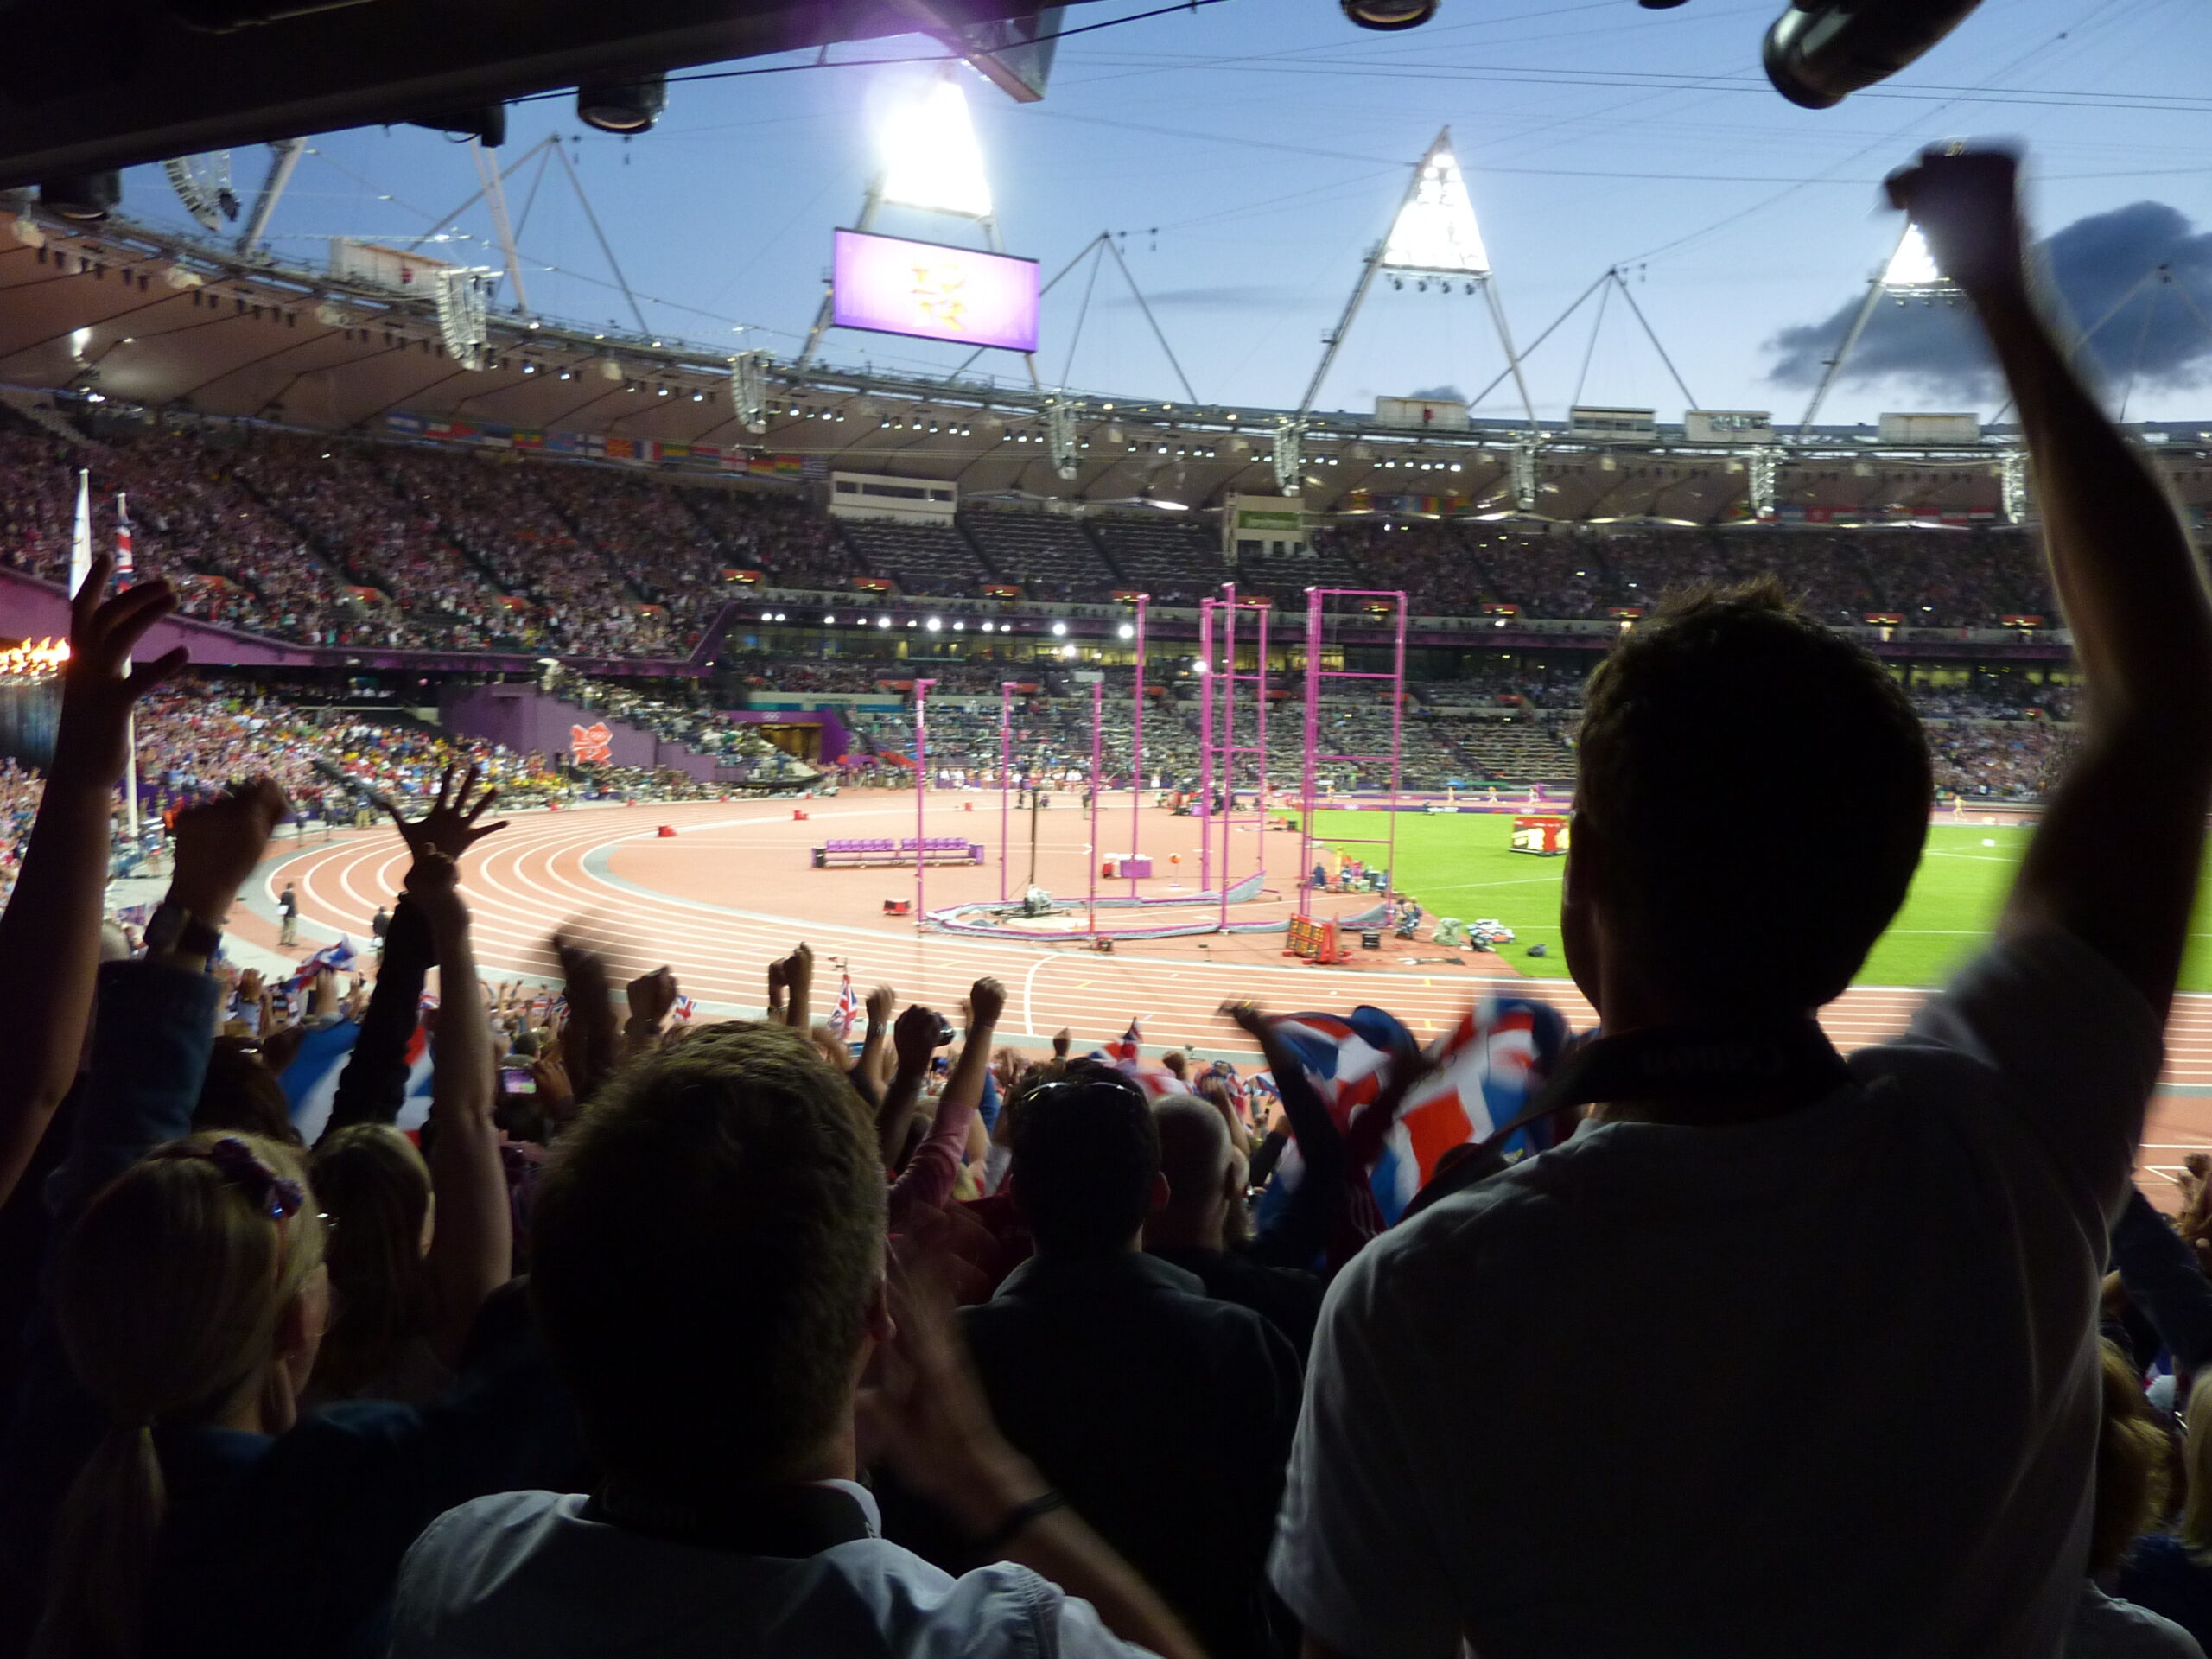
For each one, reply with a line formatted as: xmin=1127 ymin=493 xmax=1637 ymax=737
xmin=827 ymin=974 xmax=860 ymax=1039
xmin=1103 ymin=1019 xmax=1143 ymax=1068
xmin=114 ymin=492 xmax=134 ymax=582
xmin=673 ymin=995 xmax=696 ymax=1021
xmin=287 ymin=936 xmax=358 ymax=992
xmin=1255 ymin=997 xmax=1569 ymax=1228
xmin=1097 ymin=1019 xmax=1183 ymax=1099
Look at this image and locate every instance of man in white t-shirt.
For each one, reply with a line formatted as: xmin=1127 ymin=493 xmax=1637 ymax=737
xmin=1270 ymin=149 xmax=2212 ymax=1659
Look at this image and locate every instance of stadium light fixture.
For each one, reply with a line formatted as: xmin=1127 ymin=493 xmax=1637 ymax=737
xmin=1117 ymin=623 xmax=1135 ymax=639
xmin=926 ymin=617 xmax=942 ymax=631
xmin=1052 ymin=621 xmax=1068 ymax=636
xmin=824 ymin=614 xmax=836 ymax=625
xmin=1883 ymin=224 xmax=1945 ymax=289
xmin=879 ymin=617 xmax=892 ymax=628
xmin=1381 ymin=142 xmax=1491 ymax=276
xmin=880 ymin=70 xmax=994 ymax=219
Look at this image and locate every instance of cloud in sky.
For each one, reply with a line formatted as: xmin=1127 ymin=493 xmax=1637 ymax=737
xmin=1764 ymin=200 xmax=2212 ymax=401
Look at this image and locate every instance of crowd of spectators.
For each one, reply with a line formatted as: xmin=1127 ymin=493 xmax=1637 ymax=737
xmin=0 ymin=407 xmax=2082 ymax=668
xmin=2 ymin=155 xmax=2210 ymax=1659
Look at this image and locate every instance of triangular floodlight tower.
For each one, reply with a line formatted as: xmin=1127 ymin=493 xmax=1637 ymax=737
xmin=1299 ymin=130 xmax=1536 ymax=429
xmin=1797 ymin=218 xmax=1957 ymax=436
xmin=798 ymin=64 xmax=1039 ymax=387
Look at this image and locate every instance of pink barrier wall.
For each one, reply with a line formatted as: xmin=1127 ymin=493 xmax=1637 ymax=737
xmin=438 ymin=683 xmax=714 ymax=780
xmin=0 ymin=567 xmax=323 ymax=665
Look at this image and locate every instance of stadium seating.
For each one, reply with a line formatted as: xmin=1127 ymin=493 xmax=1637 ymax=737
xmin=837 ymin=520 xmax=984 ymax=594
xmin=961 ymin=508 xmax=1117 ymax=598
xmin=1089 ymin=516 xmax=1230 ymax=602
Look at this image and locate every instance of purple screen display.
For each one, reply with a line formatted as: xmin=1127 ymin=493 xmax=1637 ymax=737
xmin=831 ymin=229 xmax=1040 ymax=353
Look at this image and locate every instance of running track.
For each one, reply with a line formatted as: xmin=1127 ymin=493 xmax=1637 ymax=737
xmin=266 ymin=796 xmax=2212 ymax=1197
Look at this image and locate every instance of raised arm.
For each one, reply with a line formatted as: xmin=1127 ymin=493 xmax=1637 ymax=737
xmin=0 ymin=558 xmax=187 ymax=1207
xmin=1894 ymin=149 xmax=2212 ymax=1014
xmin=878 ymin=1003 xmax=940 ymax=1170
xmin=324 ymin=897 xmax=433 ymax=1136
xmin=47 ymin=782 xmax=286 ymax=1217
xmin=784 ymin=941 xmax=816 ymax=1033
xmin=888 ymin=978 xmax=1003 ymax=1221
xmin=408 ymin=848 xmax=513 ymax=1366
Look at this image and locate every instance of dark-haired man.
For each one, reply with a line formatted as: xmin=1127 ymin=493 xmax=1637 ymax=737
xmin=957 ymin=1063 xmax=1301 ymax=1659
xmin=387 ymin=1024 xmax=1200 ymax=1659
xmin=1274 ymin=149 xmax=2212 ymax=1658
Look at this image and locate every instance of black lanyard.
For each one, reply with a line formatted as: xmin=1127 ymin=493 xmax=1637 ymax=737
xmin=588 ymin=1483 xmax=875 ymax=1557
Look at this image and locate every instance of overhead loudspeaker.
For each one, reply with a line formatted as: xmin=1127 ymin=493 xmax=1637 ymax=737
xmin=1340 ymin=0 xmax=1435 ymax=29
xmin=577 ymin=73 xmax=668 ymax=134
xmin=36 ymin=172 xmax=121 ymax=220
xmin=1763 ymin=0 xmax=1984 ymax=108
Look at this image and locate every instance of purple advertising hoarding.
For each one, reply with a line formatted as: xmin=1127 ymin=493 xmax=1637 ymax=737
xmin=831 ymin=229 xmax=1040 ymax=353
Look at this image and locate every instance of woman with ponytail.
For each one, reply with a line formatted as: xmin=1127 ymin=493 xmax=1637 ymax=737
xmin=35 ymin=1132 xmax=328 ymax=1659
xmin=3 ymin=785 xmax=579 ymax=1659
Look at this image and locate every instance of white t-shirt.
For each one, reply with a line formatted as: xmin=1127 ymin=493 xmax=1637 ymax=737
xmin=391 ymin=1485 xmax=1158 ymax=1659
xmin=1271 ymin=927 xmax=2163 ymax=1659
xmin=2066 ymin=1584 xmax=2206 ymax=1659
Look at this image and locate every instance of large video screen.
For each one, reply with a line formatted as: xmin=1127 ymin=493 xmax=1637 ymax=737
xmin=832 ymin=229 xmax=1040 ymax=353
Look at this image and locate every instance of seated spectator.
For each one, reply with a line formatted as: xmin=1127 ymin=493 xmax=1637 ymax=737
xmin=387 ymin=1020 xmax=1198 ymax=1659
xmin=2066 ymin=1341 xmax=2202 ymax=1656
xmin=1143 ymin=1093 xmax=1323 ymax=1358
xmin=931 ymin=1062 xmax=1301 ymax=1659
xmin=2120 ymin=1370 xmax=2212 ymax=1647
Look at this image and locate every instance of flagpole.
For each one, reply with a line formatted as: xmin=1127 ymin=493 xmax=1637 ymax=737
xmin=115 ymin=493 xmax=140 ymax=844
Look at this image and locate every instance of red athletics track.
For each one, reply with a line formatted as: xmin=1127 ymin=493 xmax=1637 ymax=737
xmin=260 ymin=791 xmax=2212 ymax=1209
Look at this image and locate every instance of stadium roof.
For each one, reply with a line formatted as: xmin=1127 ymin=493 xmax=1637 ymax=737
xmin=10 ymin=204 xmax=2212 ymax=528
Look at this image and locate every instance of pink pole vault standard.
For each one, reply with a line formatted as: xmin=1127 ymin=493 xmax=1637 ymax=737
xmin=1296 ymin=591 xmax=1408 ymax=924
xmin=1252 ymin=596 xmax=1270 ymax=894
xmin=1218 ymin=582 xmax=1238 ymax=935
xmin=1299 ymin=588 xmax=1321 ymax=921
xmin=999 ymin=680 xmax=1019 ymax=905
xmin=1197 ymin=598 xmax=1215 ymax=893
xmin=912 ymin=678 xmax=936 ymax=929
xmin=1088 ymin=676 xmax=1103 ymax=940
xmin=1128 ymin=594 xmax=1147 ymax=899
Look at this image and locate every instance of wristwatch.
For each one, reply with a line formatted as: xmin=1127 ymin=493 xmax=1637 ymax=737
xmin=143 ymin=901 xmax=222 ymax=961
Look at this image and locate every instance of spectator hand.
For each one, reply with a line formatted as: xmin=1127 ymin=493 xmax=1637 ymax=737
xmin=49 ymin=556 xmax=190 ymax=792
xmin=1884 ymin=146 xmax=2025 ymax=301
xmin=168 ymin=778 xmax=289 ymax=925
xmin=626 ymin=966 xmax=678 ymax=1029
xmin=866 ymin=984 xmax=897 ymax=1029
xmin=856 ymin=1248 xmax=1038 ymax=1523
xmin=893 ymin=1004 xmax=941 ymax=1071
xmin=389 ymin=760 xmax=508 ymax=861
xmin=967 ymin=976 xmax=1006 ymax=1031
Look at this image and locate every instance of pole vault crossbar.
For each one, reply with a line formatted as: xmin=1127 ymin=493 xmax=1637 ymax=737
xmin=1298 ymin=588 xmax=1408 ymax=922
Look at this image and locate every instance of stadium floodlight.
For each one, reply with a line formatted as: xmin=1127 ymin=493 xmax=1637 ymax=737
xmin=1303 ymin=130 xmax=1533 ymax=429
xmin=1051 ymin=621 xmax=1068 ymax=636
xmin=880 ymin=70 xmax=993 ymax=219
xmin=1381 ymin=141 xmax=1490 ymax=277
xmin=1883 ymin=223 xmax=1945 ymax=289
